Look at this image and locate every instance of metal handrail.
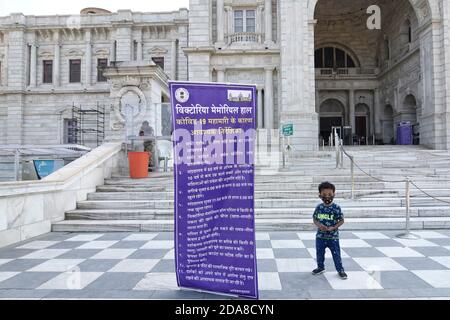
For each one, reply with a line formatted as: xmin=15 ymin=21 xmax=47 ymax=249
xmin=334 ymin=137 xmax=450 ymax=239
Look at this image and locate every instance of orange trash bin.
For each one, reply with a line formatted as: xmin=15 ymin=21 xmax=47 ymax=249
xmin=128 ymin=152 xmax=151 ymax=179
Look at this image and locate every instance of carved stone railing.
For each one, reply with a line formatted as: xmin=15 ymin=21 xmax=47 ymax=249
xmin=316 ymin=68 xmax=377 ymax=77
xmin=227 ymin=32 xmax=262 ymax=44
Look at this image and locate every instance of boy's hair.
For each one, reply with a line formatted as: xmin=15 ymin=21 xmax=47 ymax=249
xmin=318 ymin=181 xmax=336 ymax=193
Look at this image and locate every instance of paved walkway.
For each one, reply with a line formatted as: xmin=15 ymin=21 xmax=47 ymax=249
xmin=1 ymin=230 xmax=450 ymax=299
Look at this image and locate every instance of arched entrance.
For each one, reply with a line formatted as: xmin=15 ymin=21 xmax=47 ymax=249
xmin=402 ymin=94 xmax=420 ymax=144
xmin=311 ymin=0 xmax=436 ymax=148
xmin=355 ymin=103 xmax=370 ymax=145
xmin=319 ymin=99 xmax=345 ymax=145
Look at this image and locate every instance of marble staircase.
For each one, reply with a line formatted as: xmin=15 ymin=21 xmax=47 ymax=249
xmin=53 ymin=146 xmax=450 ymax=232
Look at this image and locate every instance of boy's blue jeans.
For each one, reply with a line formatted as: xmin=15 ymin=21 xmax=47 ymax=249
xmin=316 ymin=237 xmax=344 ymax=272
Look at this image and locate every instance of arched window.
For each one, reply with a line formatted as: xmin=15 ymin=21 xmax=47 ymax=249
xmin=384 ymin=39 xmax=390 ymax=60
xmin=315 ymin=46 xmax=356 ymax=69
xmin=401 ymin=19 xmax=412 ymax=44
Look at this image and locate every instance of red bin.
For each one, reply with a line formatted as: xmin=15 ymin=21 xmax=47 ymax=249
xmin=128 ymin=152 xmax=150 ymax=179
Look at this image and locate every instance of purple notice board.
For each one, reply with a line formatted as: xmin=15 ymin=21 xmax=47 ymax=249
xmin=170 ymin=81 xmax=258 ymax=299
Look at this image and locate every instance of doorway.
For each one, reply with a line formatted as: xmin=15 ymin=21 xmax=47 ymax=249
xmin=320 ymin=117 xmax=343 ymax=145
xmin=355 ymin=116 xmax=368 ymax=145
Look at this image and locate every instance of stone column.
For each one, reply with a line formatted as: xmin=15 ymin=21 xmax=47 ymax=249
xmin=137 ymin=42 xmax=143 ymax=61
xmin=110 ymin=41 xmax=116 ymax=63
xmin=264 ymin=67 xmax=274 ymax=129
xmin=217 ymin=0 xmax=224 ymax=44
xmin=349 ymin=90 xmax=355 ymax=135
xmin=29 ymin=43 xmax=37 ymax=87
xmin=256 ymin=5 xmax=263 ymax=35
xmin=53 ymin=32 xmax=60 ymax=87
xmin=136 ymin=29 xmax=143 ymax=61
xmin=257 ymin=87 xmax=264 ymax=128
xmin=85 ymin=30 xmax=92 ymax=86
xmin=374 ymin=88 xmax=381 ymax=137
xmin=171 ymin=39 xmax=178 ymax=80
xmin=225 ymin=5 xmax=233 ymax=44
xmin=4 ymin=42 xmax=8 ymax=86
xmin=216 ymin=68 xmax=225 ymax=83
xmin=265 ymin=0 xmax=273 ymax=44
xmin=369 ymin=104 xmax=375 ymax=137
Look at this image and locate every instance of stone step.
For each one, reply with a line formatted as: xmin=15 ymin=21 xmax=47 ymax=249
xmin=87 ymin=190 xmax=402 ymax=200
xmin=52 ymin=216 xmax=450 ymax=232
xmin=97 ymin=181 xmax=450 ymax=192
xmin=76 ymin=198 xmax=450 ymax=210
xmin=66 ymin=206 xmax=450 ymax=220
xmin=256 ymin=176 xmax=450 ymax=183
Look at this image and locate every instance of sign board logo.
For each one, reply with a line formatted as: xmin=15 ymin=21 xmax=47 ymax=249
xmin=228 ymin=90 xmax=253 ymax=102
xmin=282 ymin=124 xmax=294 ymax=137
xmin=175 ymin=88 xmax=190 ymax=103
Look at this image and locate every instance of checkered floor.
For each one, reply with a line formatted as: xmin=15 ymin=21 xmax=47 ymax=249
xmin=1 ymin=230 xmax=450 ymax=299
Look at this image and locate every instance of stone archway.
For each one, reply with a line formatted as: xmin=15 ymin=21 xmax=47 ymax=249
xmin=307 ymin=0 xmax=438 ymax=24
xmin=278 ymin=0 xmax=442 ymax=151
xmin=402 ymin=94 xmax=420 ymax=144
xmin=309 ymin=0 xmax=439 ymax=149
xmin=319 ymin=99 xmax=345 ymax=145
xmin=355 ymin=103 xmax=370 ymax=144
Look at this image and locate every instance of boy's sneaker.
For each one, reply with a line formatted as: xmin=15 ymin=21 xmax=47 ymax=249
xmin=338 ymin=271 xmax=348 ymax=280
xmin=312 ymin=268 xmax=325 ymax=275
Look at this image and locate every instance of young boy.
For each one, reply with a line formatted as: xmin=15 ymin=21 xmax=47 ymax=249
xmin=312 ymin=181 xmax=348 ymax=280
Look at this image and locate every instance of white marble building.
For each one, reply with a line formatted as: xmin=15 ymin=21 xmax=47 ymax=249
xmin=186 ymin=0 xmax=450 ymax=151
xmin=0 ymin=8 xmax=189 ymax=146
xmin=1 ymin=0 xmax=450 ymax=151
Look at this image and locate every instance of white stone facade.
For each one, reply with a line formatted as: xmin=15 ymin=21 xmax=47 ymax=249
xmin=0 ymin=9 xmax=188 ymax=147
xmin=185 ymin=0 xmax=450 ymax=151
xmin=1 ymin=0 xmax=450 ymax=151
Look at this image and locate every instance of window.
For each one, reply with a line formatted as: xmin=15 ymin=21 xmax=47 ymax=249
xmin=43 ymin=60 xmax=53 ymax=84
xmin=234 ymin=9 xmax=256 ymax=33
xmin=97 ymin=59 xmax=108 ymax=82
xmin=401 ymin=20 xmax=412 ymax=44
xmin=385 ymin=39 xmax=390 ymax=60
xmin=234 ymin=10 xmax=244 ymax=32
xmin=246 ymin=10 xmax=256 ymax=33
xmin=133 ymin=41 xmax=138 ymax=61
xmin=152 ymin=57 xmax=165 ymax=70
xmin=64 ymin=119 xmax=78 ymax=144
xmin=314 ymin=47 xmax=357 ymax=69
xmin=69 ymin=59 xmax=81 ymax=83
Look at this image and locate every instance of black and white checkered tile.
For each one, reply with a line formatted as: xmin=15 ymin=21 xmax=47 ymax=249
xmin=1 ymin=230 xmax=450 ymax=299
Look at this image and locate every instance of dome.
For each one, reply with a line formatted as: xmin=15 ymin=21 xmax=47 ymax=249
xmin=80 ymin=7 xmax=112 ymax=15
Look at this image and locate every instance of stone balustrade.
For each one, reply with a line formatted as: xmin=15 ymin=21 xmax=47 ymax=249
xmin=0 ymin=142 xmax=124 ymax=248
xmin=227 ymin=32 xmax=263 ymax=45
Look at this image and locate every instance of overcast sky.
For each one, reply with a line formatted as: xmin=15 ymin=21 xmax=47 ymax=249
xmin=0 ymin=0 xmax=190 ymax=16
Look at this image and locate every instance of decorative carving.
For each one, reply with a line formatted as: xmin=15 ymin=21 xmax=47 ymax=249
xmin=64 ymin=49 xmax=85 ymax=57
xmin=148 ymin=46 xmax=168 ymax=56
xmin=111 ymin=86 xmax=148 ymax=132
xmin=94 ymin=48 xmax=110 ymax=56
xmin=38 ymin=51 xmax=54 ymax=59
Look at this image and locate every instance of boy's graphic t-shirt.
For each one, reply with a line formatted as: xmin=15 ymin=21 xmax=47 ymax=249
xmin=313 ymin=203 xmax=344 ymax=240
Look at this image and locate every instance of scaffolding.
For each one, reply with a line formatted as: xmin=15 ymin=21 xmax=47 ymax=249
xmin=70 ymin=103 xmax=105 ymax=147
